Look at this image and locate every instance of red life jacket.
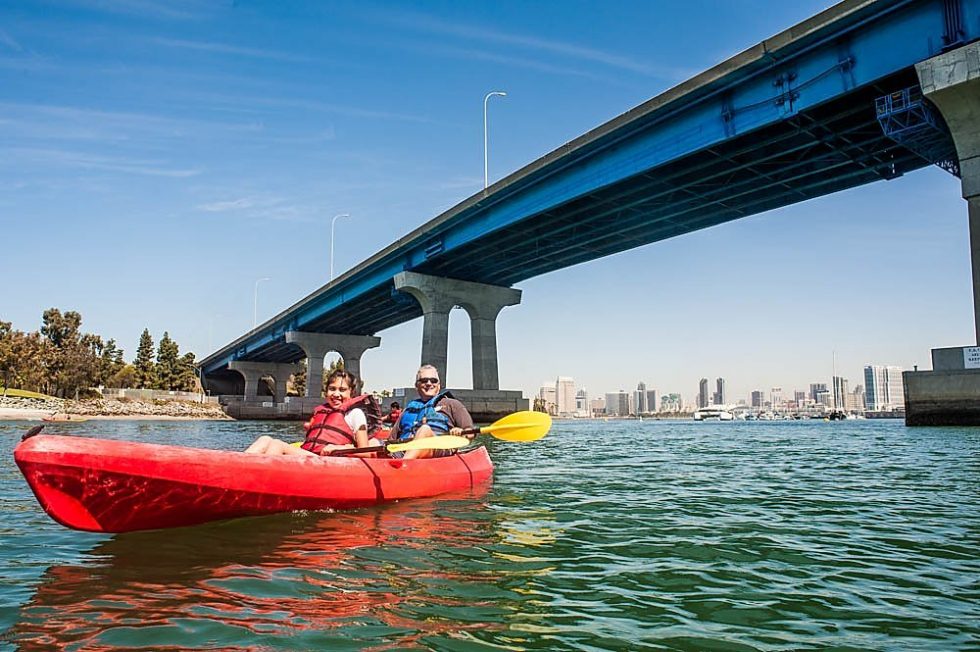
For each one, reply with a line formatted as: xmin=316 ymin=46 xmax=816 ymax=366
xmin=384 ymin=408 xmax=402 ymax=425
xmin=301 ymin=394 xmax=382 ymax=454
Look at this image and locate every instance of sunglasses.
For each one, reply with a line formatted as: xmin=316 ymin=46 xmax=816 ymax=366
xmin=416 ymin=377 xmax=440 ymax=385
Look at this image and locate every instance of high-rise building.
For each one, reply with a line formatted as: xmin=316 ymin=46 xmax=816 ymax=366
xmin=770 ymin=387 xmax=782 ymax=410
xmin=646 ymin=389 xmax=658 ymax=414
xmin=605 ymin=391 xmax=630 ymax=416
xmin=634 ymin=382 xmax=648 ymax=414
xmin=846 ymin=384 xmax=866 ymax=412
xmin=698 ymin=378 xmax=709 ymax=408
xmin=794 ymin=390 xmax=807 ymax=407
xmin=864 ymin=365 xmax=905 ymax=410
xmin=713 ymin=377 xmax=726 ymax=406
xmin=538 ymin=383 xmax=557 ymax=414
xmin=750 ymin=390 xmax=764 ymax=408
xmin=809 ymin=383 xmax=828 ymax=402
xmin=576 ymin=389 xmax=590 ymax=417
xmin=832 ymin=376 xmax=848 ymax=410
xmin=590 ymin=396 xmax=606 ymax=416
xmin=556 ymin=377 xmax=576 ymax=416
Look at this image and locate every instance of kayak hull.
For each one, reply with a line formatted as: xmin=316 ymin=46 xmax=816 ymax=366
xmin=14 ymin=434 xmax=493 ymax=533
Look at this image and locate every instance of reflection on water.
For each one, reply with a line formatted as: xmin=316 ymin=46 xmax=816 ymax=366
xmin=2 ymin=419 xmax=979 ymax=650
xmin=7 ymin=496 xmax=532 ymax=650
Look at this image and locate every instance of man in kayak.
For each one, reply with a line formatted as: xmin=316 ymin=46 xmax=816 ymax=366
xmin=244 ymin=369 xmax=382 ymax=456
xmin=388 ymin=365 xmax=474 ymax=460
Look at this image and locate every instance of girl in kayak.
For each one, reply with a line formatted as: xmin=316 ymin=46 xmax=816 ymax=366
xmin=244 ymin=369 xmax=382 ymax=456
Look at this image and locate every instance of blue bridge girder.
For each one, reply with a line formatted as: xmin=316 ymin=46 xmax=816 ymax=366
xmin=201 ymin=0 xmax=978 ymax=382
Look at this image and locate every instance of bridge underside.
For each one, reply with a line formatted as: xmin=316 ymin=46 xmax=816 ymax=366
xmin=242 ymin=66 xmax=938 ymax=367
xmin=449 ymin=68 xmax=934 ymax=286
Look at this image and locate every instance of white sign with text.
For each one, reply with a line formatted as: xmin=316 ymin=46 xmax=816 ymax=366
xmin=964 ymin=346 xmax=980 ymax=369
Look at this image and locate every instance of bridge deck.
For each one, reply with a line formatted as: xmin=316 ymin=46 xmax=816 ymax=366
xmin=201 ymin=0 xmax=974 ymax=378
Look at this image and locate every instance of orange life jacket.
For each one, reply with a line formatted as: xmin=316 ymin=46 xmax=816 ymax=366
xmin=301 ymin=394 xmax=383 ymax=454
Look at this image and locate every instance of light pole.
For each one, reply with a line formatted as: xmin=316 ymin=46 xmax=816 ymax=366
xmin=253 ymin=277 xmax=270 ymax=329
xmin=330 ymin=213 xmax=351 ymax=281
xmin=484 ymin=91 xmax=507 ymax=189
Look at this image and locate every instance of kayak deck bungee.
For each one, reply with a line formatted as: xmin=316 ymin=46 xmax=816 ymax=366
xmin=14 ymin=434 xmax=493 ymax=533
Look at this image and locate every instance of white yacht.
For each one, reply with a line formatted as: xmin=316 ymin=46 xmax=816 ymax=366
xmin=693 ymin=406 xmax=735 ymax=421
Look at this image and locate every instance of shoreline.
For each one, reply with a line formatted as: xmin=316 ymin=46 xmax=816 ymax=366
xmin=0 ymin=407 xmax=232 ymax=421
xmin=0 ymin=396 xmax=233 ymax=422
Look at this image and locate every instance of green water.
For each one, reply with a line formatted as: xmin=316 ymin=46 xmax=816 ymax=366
xmin=1 ymin=419 xmax=977 ymax=650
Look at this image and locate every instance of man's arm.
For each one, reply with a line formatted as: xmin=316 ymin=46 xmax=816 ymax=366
xmin=441 ymin=398 xmax=474 ymax=434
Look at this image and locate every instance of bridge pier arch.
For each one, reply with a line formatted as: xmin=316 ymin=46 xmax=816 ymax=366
xmin=917 ymin=40 xmax=980 ymax=343
xmin=228 ymin=361 xmax=303 ymax=403
xmin=393 ymin=271 xmax=521 ymax=389
xmin=905 ymin=42 xmax=980 ymax=426
xmin=285 ymin=331 xmax=382 ymax=397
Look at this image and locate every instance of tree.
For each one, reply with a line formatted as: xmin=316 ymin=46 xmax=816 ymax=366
xmin=0 ymin=321 xmax=15 ymax=395
xmin=99 ymin=339 xmax=126 ymax=387
xmin=322 ymin=357 xmax=345 ymax=394
xmin=289 ymin=359 xmax=308 ymax=397
xmin=39 ymin=308 xmax=99 ymax=397
xmin=134 ymin=329 xmax=156 ymax=389
xmin=110 ymin=364 xmax=138 ymax=389
xmin=155 ymin=332 xmax=180 ymax=390
xmin=0 ymin=328 xmax=47 ymax=393
xmin=175 ymin=352 xmax=199 ymax=392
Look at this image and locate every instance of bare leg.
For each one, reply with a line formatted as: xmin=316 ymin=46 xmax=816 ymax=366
xmin=401 ymin=425 xmax=436 ymax=460
xmin=245 ymin=435 xmax=315 ymax=456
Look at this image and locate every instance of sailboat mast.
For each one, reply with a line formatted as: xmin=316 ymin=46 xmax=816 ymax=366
xmin=832 ymin=351 xmax=838 ymax=411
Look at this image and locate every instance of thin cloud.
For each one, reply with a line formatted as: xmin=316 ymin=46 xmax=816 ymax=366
xmin=5 ymin=146 xmax=201 ymax=177
xmin=181 ymin=90 xmax=433 ymax=124
xmin=0 ymin=101 xmax=271 ymax=142
xmin=378 ymin=9 xmax=690 ymax=80
xmin=0 ymin=29 xmax=23 ymax=52
xmin=56 ymin=0 xmax=209 ymax=20
xmin=410 ymin=42 xmax=616 ymax=83
xmin=197 ymin=197 xmax=256 ymax=212
xmin=194 ymin=194 xmax=311 ymax=222
xmin=153 ymin=37 xmax=313 ymax=63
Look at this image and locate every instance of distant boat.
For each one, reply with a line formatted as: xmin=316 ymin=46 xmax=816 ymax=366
xmin=693 ymin=406 xmax=734 ymax=421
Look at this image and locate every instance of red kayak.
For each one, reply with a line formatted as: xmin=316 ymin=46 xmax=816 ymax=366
xmin=14 ymin=434 xmax=493 ymax=533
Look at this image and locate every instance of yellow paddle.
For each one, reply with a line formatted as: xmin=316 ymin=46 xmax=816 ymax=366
xmin=461 ymin=410 xmax=551 ymax=442
xmin=327 ymin=435 xmax=472 ymax=457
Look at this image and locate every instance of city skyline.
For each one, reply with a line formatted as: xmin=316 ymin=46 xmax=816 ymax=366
xmin=538 ymin=362 xmax=902 ymax=412
xmin=1 ymin=1 xmax=973 ymax=402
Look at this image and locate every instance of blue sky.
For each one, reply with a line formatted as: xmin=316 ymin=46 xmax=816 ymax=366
xmin=0 ymin=0 xmax=973 ymax=404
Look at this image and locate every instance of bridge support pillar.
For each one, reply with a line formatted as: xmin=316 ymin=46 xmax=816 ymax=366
xmin=907 ymin=42 xmax=980 ymax=426
xmin=286 ymin=331 xmax=382 ymax=397
xmin=917 ymin=41 xmax=980 ymax=342
xmin=394 ymin=271 xmax=521 ymax=389
xmin=228 ymin=361 xmax=303 ymax=403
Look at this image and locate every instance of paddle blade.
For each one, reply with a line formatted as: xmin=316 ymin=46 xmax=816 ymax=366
xmin=387 ymin=435 xmax=471 ymax=453
xmin=482 ymin=410 xmax=551 ymax=441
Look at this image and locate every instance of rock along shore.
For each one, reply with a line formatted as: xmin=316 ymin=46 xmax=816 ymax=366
xmin=0 ymin=395 xmax=232 ymax=420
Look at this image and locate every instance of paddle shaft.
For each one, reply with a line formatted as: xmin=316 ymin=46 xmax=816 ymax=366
xmin=329 ymin=434 xmax=470 ymax=457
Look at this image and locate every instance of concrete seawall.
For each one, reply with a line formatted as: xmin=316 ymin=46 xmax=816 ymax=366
xmin=904 ymin=366 xmax=980 ymax=426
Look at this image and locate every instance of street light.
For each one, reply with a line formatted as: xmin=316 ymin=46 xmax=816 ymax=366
xmin=253 ymin=277 xmax=270 ymax=329
xmin=484 ymin=91 xmax=507 ymax=189
xmin=330 ymin=213 xmax=351 ymax=281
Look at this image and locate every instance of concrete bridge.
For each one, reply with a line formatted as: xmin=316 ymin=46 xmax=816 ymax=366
xmin=199 ymin=0 xmax=980 ymax=423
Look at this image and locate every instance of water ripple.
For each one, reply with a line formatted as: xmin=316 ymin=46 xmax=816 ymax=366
xmin=1 ymin=419 xmax=978 ymax=650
